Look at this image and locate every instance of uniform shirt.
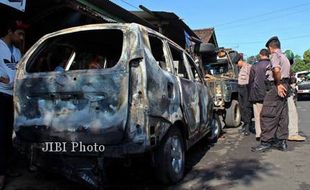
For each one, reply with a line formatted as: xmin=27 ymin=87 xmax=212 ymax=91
xmin=0 ymin=39 xmax=21 ymax=95
xmin=267 ymin=49 xmax=290 ymax=81
xmin=238 ymin=63 xmax=252 ymax=85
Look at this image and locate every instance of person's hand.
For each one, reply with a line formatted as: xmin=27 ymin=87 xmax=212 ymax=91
xmin=0 ymin=76 xmax=9 ymax=84
xmin=277 ymin=84 xmax=287 ymax=97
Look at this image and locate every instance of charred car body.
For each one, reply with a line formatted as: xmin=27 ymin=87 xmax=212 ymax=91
xmin=14 ymin=23 xmax=220 ymax=188
xmin=197 ymin=45 xmax=241 ymax=127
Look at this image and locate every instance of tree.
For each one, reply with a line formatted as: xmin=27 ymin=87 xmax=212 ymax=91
xmin=303 ymin=49 xmax=310 ymax=63
xmin=291 ymin=58 xmax=310 ymax=73
xmin=294 ymin=54 xmax=302 ymax=60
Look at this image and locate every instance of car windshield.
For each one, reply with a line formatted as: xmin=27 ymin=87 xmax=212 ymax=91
xmin=26 ymin=29 xmax=123 ymax=73
xmin=297 ymin=71 xmax=310 ymax=82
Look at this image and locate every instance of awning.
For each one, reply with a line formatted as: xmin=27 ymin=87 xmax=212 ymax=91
xmin=0 ymin=0 xmax=26 ymax=12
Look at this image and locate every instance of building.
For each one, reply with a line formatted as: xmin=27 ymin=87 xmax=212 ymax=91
xmin=194 ymin=28 xmax=218 ymax=47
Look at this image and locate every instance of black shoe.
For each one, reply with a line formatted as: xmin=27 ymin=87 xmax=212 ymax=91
xmin=251 ymin=142 xmax=271 ymax=152
xmin=256 ymin=137 xmax=261 ymax=141
xmin=273 ymin=140 xmax=288 ymax=151
xmin=239 ymin=127 xmax=245 ymax=133
xmin=243 ymin=131 xmax=250 ymax=136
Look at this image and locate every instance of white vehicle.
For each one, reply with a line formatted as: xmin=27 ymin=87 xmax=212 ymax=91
xmin=295 ymin=70 xmax=310 ymax=83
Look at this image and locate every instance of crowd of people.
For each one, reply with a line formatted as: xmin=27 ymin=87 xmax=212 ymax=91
xmin=233 ymin=36 xmax=306 ymax=153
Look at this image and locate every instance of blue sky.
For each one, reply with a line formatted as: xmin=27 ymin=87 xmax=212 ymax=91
xmin=112 ymin=0 xmax=310 ymax=58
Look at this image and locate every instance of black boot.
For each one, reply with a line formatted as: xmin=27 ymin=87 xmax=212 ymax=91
xmin=242 ymin=124 xmax=250 ymax=136
xmin=251 ymin=142 xmax=272 ymax=152
xmin=273 ymin=140 xmax=288 ymax=151
xmin=239 ymin=126 xmax=245 ymax=133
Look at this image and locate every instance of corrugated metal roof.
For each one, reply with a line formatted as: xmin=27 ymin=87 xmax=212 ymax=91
xmin=194 ymin=28 xmax=218 ymax=47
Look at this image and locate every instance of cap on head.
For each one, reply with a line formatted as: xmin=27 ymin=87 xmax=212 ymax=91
xmin=265 ymin=36 xmax=280 ymax=48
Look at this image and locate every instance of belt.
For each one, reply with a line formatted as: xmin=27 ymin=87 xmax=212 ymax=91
xmin=266 ymin=78 xmax=290 ymax=85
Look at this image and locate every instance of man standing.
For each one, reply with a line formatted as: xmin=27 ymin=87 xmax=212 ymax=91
xmin=0 ymin=20 xmax=26 ymax=189
xmin=285 ymin=51 xmax=306 ymax=141
xmin=235 ymin=54 xmax=252 ymax=136
xmin=252 ymin=36 xmax=291 ymax=152
xmin=248 ymin=49 xmax=270 ymax=141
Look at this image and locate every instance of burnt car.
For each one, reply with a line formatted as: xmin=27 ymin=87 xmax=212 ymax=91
xmin=14 ymin=23 xmax=220 ymax=188
xmin=198 ymin=45 xmax=241 ymax=127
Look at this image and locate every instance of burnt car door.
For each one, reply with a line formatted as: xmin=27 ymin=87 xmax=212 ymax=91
xmin=143 ymin=33 xmax=180 ymax=123
xmin=183 ymin=54 xmax=212 ymax=134
xmin=167 ymin=43 xmax=201 ymax=138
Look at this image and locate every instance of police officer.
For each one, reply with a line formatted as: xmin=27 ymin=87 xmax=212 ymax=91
xmin=235 ymin=53 xmax=252 ymax=136
xmin=252 ymin=36 xmax=291 ymax=152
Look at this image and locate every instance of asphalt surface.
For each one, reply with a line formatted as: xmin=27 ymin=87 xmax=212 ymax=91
xmin=4 ymin=99 xmax=310 ymax=190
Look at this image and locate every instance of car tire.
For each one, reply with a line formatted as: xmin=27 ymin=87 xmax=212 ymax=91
xmin=225 ymin=100 xmax=241 ymax=127
xmin=207 ymin=113 xmax=222 ymax=143
xmin=155 ymin=127 xmax=185 ymax=184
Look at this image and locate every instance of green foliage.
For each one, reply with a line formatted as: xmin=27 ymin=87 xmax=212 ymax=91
xmin=291 ymin=58 xmax=310 ymax=73
xmin=284 ymin=50 xmax=294 ymax=61
xmin=303 ymin=49 xmax=310 ymax=63
xmin=294 ymin=54 xmax=302 ymax=60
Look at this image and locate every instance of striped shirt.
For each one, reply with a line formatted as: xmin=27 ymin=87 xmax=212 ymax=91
xmin=238 ymin=63 xmax=252 ymax=85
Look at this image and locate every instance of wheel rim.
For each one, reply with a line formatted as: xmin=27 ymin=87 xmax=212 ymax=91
xmin=212 ymin=117 xmax=220 ymax=138
xmin=170 ymin=136 xmax=183 ymax=174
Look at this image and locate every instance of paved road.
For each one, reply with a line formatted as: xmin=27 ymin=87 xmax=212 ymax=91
xmin=5 ymin=100 xmax=310 ymax=190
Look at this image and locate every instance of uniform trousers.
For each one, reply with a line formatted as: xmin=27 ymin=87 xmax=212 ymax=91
xmin=253 ymin=102 xmax=263 ymax=138
xmin=0 ymin=92 xmax=14 ymax=175
xmin=260 ymin=83 xmax=289 ymax=142
xmin=238 ymin=85 xmax=252 ymax=129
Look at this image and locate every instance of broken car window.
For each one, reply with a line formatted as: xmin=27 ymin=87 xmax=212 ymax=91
xmin=168 ymin=44 xmax=193 ymax=80
xmin=185 ymin=54 xmax=202 ymax=83
xmin=148 ymin=35 xmax=169 ymax=71
xmin=26 ymin=29 xmax=123 ymax=73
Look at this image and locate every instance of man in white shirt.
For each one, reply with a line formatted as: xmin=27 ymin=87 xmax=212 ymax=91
xmin=0 ymin=20 xmax=27 ymax=189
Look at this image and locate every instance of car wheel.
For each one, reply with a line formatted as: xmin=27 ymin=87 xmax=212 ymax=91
xmin=155 ymin=127 xmax=185 ymax=184
xmin=225 ymin=100 xmax=241 ymax=127
xmin=297 ymin=94 xmax=303 ymax=101
xmin=207 ymin=113 xmax=222 ymax=143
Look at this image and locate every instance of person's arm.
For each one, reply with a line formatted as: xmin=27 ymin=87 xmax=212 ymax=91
xmin=0 ymin=64 xmax=9 ymax=84
xmin=271 ymin=53 xmax=287 ymax=98
xmin=0 ymin=76 xmax=9 ymax=84
xmin=273 ymin=67 xmax=286 ymax=97
xmin=249 ymin=65 xmax=255 ymax=85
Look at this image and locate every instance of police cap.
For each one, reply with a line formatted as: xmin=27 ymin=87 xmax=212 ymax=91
xmin=265 ymin=36 xmax=279 ymax=47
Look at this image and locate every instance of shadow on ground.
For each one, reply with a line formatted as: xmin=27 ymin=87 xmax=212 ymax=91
xmin=6 ymin=130 xmax=278 ymax=190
